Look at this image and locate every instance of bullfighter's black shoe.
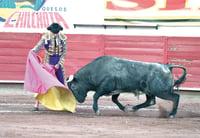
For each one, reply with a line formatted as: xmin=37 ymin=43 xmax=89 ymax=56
xmin=32 ymin=107 xmax=39 ymax=111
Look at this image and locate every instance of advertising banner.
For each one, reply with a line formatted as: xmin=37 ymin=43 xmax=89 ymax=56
xmin=1 ymin=0 xmax=200 ymax=33
xmin=0 ymin=0 xmax=73 ymax=33
xmin=104 ymin=0 xmax=200 ymax=25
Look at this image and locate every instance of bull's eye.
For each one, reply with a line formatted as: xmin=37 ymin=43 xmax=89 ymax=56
xmin=71 ymin=84 xmax=76 ymax=91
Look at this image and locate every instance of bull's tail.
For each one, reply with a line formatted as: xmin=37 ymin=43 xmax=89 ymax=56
xmin=167 ymin=64 xmax=187 ymax=89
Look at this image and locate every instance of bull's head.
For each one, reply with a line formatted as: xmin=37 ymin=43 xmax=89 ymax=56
xmin=67 ymin=75 xmax=87 ymax=103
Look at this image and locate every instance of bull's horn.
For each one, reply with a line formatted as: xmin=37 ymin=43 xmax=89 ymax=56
xmin=67 ymin=75 xmax=74 ymax=82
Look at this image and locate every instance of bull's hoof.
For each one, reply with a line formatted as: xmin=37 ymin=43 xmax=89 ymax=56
xmin=124 ymin=106 xmax=136 ymax=112
xmin=124 ymin=106 xmax=129 ymax=112
xmin=169 ymin=115 xmax=175 ymax=119
xmin=132 ymin=107 xmax=139 ymax=112
xmin=95 ymin=110 xmax=101 ymax=116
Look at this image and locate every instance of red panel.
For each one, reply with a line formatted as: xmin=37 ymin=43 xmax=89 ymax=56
xmin=105 ymin=41 xmax=164 ymax=49
xmin=106 ymin=54 xmax=163 ymax=63
xmin=173 ymin=75 xmax=199 ymax=83
xmin=65 ymin=58 xmax=92 ymax=77
xmin=0 ymin=64 xmax=25 ymax=72
xmin=0 ymin=72 xmax=25 ymax=80
xmin=104 ymin=35 xmax=165 ymax=64
xmin=168 ymin=52 xmax=200 ymax=60
xmin=67 ymin=34 xmax=103 ymax=42
xmin=180 ymin=82 xmax=200 ymax=88
xmin=0 ymin=40 xmax=31 ymax=48
xmin=167 ymin=60 xmax=200 ymax=68
xmin=173 ymin=67 xmax=200 ymax=75
xmin=168 ymin=37 xmax=200 ymax=45
xmin=65 ymin=70 xmax=78 ymax=77
xmin=0 ymin=56 xmax=27 ymax=64
xmin=186 ymin=75 xmax=200 ymax=82
xmin=65 ymin=65 xmax=83 ymax=74
xmin=168 ymin=45 xmax=200 ymax=52
xmin=65 ymin=58 xmax=94 ymax=68
xmin=68 ymin=42 xmax=102 ymax=51
xmin=66 ymin=51 xmax=102 ymax=59
xmin=105 ymin=48 xmax=163 ymax=56
xmin=0 ymin=48 xmax=30 ymax=56
xmin=1 ymin=41 xmax=40 ymax=49
xmin=0 ymin=32 xmax=42 ymax=41
xmin=105 ymin=35 xmax=164 ymax=42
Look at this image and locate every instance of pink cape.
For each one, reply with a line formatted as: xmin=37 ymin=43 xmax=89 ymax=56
xmin=24 ymin=50 xmax=67 ymax=94
xmin=24 ymin=50 xmax=76 ymax=112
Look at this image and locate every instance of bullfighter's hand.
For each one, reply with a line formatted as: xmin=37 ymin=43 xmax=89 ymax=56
xmin=55 ymin=64 xmax=60 ymax=69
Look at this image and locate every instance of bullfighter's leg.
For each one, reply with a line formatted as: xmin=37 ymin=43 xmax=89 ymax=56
xmin=132 ymin=94 xmax=156 ymax=111
xmin=112 ymin=94 xmax=125 ymax=111
xmin=32 ymin=100 xmax=39 ymax=111
xmin=157 ymin=91 xmax=180 ymax=118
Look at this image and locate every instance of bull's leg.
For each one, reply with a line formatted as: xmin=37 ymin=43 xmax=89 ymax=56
xmin=112 ymin=94 xmax=125 ymax=111
xmin=93 ymin=93 xmax=101 ymax=115
xmin=132 ymin=94 xmax=156 ymax=111
xmin=157 ymin=91 xmax=180 ymax=118
xmin=93 ymin=88 xmax=108 ymax=115
xmin=93 ymin=78 xmax=116 ymax=115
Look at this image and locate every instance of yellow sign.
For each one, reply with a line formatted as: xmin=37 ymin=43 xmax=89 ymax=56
xmin=104 ymin=0 xmax=200 ymax=25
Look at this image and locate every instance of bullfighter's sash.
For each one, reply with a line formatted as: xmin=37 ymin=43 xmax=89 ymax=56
xmin=24 ymin=50 xmax=76 ymax=112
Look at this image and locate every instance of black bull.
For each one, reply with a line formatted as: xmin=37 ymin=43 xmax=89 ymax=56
xmin=67 ymin=56 xmax=187 ymax=118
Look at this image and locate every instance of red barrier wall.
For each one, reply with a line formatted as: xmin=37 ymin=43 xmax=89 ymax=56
xmin=0 ymin=33 xmax=42 ymax=80
xmin=104 ymin=35 xmax=165 ymax=63
xmin=167 ymin=37 xmax=200 ymax=88
xmin=65 ymin=34 xmax=104 ymax=77
xmin=0 ymin=32 xmax=199 ymax=88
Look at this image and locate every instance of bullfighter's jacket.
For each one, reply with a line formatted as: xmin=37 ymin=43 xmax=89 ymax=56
xmin=32 ymin=32 xmax=67 ymax=66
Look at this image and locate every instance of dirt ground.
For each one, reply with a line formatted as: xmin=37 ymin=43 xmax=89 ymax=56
xmin=0 ymin=84 xmax=200 ymax=138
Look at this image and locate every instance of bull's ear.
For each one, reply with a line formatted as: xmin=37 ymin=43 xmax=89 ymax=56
xmin=66 ymin=75 xmax=74 ymax=83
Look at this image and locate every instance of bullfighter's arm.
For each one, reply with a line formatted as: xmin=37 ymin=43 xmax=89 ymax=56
xmin=32 ymin=35 xmax=46 ymax=53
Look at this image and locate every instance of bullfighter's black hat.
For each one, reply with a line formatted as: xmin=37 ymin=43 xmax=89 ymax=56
xmin=47 ymin=23 xmax=63 ymax=34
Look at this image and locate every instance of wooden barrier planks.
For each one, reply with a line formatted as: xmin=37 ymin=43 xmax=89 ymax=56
xmin=104 ymin=35 xmax=165 ymax=63
xmin=167 ymin=37 xmax=200 ymax=88
xmin=0 ymin=32 xmax=42 ymax=80
xmin=65 ymin=34 xmax=104 ymax=77
xmin=0 ymin=32 xmax=199 ymax=89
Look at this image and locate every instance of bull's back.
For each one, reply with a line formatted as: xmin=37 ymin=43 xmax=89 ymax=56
xmin=78 ymin=56 xmax=158 ymax=76
xmin=88 ymin=56 xmax=134 ymax=73
xmin=77 ymin=56 xmax=172 ymax=83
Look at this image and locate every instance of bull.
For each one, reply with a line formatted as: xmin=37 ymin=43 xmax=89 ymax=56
xmin=67 ymin=56 xmax=187 ymax=118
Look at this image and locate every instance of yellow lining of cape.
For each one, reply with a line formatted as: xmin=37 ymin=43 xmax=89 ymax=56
xmin=35 ymin=87 xmax=76 ymax=112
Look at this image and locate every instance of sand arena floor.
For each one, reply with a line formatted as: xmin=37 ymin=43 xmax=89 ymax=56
xmin=0 ymin=84 xmax=200 ymax=138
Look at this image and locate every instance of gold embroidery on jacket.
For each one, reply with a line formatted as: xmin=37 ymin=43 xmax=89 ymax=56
xmin=46 ymin=37 xmax=63 ymax=56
